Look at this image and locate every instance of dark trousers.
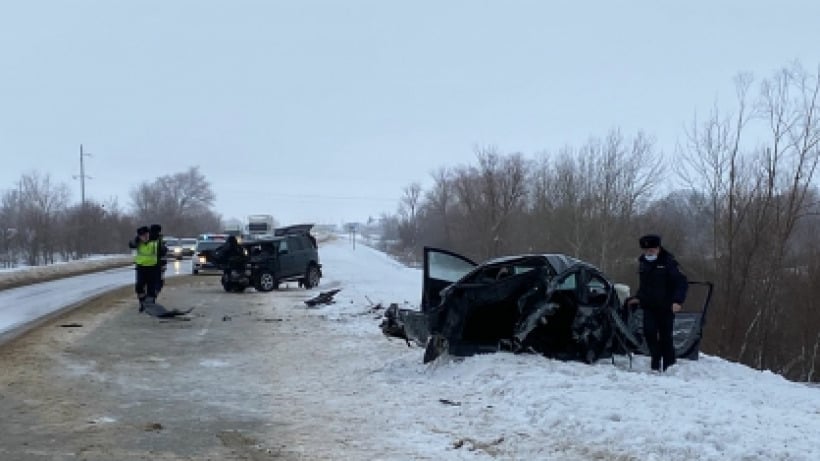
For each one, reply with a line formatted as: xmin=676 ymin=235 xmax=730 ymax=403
xmin=153 ymin=265 xmax=164 ymax=296
xmin=643 ymin=306 xmax=676 ymax=370
xmin=135 ymin=265 xmax=158 ymax=301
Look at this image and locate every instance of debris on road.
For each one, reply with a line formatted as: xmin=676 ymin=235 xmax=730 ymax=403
xmin=304 ymin=289 xmax=341 ymax=307
xmin=142 ymin=302 xmax=195 ymax=319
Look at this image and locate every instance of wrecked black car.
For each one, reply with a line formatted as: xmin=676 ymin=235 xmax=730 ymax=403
xmin=381 ymin=247 xmax=712 ymax=365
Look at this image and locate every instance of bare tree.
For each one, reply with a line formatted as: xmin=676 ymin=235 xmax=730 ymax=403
xmin=679 ymin=63 xmax=820 ymax=374
xmin=395 ymin=182 xmax=423 ymax=260
xmin=61 ymin=201 xmax=108 ymax=259
xmin=529 ymin=130 xmax=660 ymax=272
xmin=740 ymin=63 xmax=820 ymax=370
xmin=421 ymin=167 xmax=454 ymax=249
xmin=450 ymin=147 xmax=529 ymax=259
xmin=678 ymin=73 xmax=758 ymax=357
xmin=17 ymin=171 xmax=70 ymax=265
xmin=0 ymin=187 xmax=22 ymax=267
xmin=129 ymin=166 xmax=217 ymax=236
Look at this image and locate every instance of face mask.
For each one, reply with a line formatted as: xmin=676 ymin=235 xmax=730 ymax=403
xmin=644 ymin=254 xmax=657 ymax=262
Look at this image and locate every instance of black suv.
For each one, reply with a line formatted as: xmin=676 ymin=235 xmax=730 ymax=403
xmin=218 ymin=224 xmax=322 ymax=292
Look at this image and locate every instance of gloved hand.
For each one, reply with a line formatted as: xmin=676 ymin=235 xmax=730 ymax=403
xmin=128 ymin=236 xmax=140 ymax=249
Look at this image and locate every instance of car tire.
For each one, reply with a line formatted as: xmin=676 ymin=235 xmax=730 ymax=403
xmin=304 ymin=264 xmax=320 ymax=289
xmin=192 ymin=269 xmax=199 ymax=275
xmin=256 ymin=271 xmax=277 ymax=292
xmin=221 ymin=273 xmax=232 ymax=292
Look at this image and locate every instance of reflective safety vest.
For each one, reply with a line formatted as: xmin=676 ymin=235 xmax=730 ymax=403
xmin=134 ymin=240 xmax=159 ymax=267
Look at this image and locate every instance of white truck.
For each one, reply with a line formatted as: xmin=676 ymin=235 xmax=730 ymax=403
xmin=246 ymin=214 xmax=275 ymax=238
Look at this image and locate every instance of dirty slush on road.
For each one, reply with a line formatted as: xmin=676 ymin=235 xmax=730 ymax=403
xmin=0 ymin=275 xmax=393 ymax=461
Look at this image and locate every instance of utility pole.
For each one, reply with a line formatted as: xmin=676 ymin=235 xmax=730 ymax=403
xmin=74 ymin=144 xmax=93 ymax=205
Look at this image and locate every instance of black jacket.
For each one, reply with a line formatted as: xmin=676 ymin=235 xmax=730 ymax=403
xmin=635 ymin=248 xmax=687 ymax=310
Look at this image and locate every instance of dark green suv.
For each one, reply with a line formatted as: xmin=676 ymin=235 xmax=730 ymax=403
xmin=220 ymin=224 xmax=322 ymax=292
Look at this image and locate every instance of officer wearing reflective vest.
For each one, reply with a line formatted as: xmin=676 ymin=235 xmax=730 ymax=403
xmin=130 ymin=226 xmax=160 ymax=312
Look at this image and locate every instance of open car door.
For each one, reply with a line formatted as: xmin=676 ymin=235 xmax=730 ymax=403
xmin=672 ymin=281 xmax=713 ymax=359
xmin=612 ymin=280 xmax=714 ymax=360
xmin=422 ymin=247 xmax=477 ymax=312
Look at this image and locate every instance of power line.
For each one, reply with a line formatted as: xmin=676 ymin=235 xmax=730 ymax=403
xmin=227 ymin=190 xmax=400 ymax=203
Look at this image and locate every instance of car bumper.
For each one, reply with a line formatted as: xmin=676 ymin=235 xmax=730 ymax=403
xmin=192 ymin=262 xmax=222 ymax=274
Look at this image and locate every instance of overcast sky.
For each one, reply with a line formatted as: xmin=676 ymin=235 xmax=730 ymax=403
xmin=2 ymin=1 xmax=819 ymax=226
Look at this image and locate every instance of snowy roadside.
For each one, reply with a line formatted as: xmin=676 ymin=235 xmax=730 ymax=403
xmin=0 ymin=255 xmax=134 ymax=291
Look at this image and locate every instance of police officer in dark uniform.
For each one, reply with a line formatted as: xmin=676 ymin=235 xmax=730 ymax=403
xmin=149 ymin=224 xmax=168 ymax=298
xmin=223 ymin=235 xmax=246 ymax=273
xmin=628 ymin=234 xmax=688 ymax=372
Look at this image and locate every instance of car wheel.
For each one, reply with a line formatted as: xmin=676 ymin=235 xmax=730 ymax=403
xmin=192 ymin=269 xmax=199 ymax=275
xmin=257 ymin=271 xmax=277 ymax=292
xmin=304 ymin=264 xmax=320 ymax=289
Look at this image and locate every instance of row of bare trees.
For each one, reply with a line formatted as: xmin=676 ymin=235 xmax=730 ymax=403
xmin=1 ymin=166 xmax=222 ymax=267
xmin=676 ymin=63 xmax=820 ymax=381
xmin=381 ymin=63 xmax=820 ymax=381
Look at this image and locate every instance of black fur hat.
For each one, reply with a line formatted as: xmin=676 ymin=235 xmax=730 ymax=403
xmin=137 ymin=226 xmax=150 ymax=235
xmin=639 ymin=234 xmax=661 ymax=249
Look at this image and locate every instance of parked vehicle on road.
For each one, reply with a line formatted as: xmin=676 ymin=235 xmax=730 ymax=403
xmin=247 ymin=214 xmax=275 ymax=239
xmin=191 ymin=235 xmax=229 ymax=275
xmin=163 ymin=237 xmax=183 ymax=260
xmin=179 ymin=238 xmax=197 ymax=258
xmin=207 ymin=224 xmax=321 ymax=292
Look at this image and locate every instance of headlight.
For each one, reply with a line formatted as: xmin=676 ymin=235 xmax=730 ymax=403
xmin=198 ymin=256 xmax=206 ymax=263
xmin=174 ymin=247 xmax=182 ymax=253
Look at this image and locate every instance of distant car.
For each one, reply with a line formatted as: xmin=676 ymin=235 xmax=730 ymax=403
xmin=191 ymin=237 xmax=228 ymax=274
xmin=382 ymin=247 xmax=713 ymax=365
xmin=179 ymin=238 xmax=197 ymax=258
xmin=163 ymin=237 xmax=182 ymax=260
